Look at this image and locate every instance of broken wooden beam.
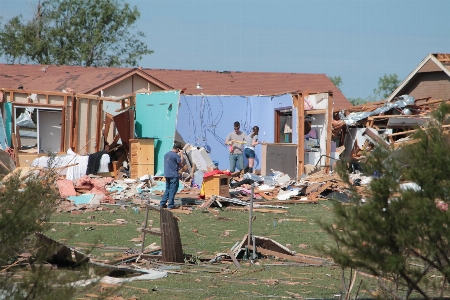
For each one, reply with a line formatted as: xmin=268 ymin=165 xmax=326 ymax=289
xmin=141 ymin=228 xmax=162 ymax=237
xmin=363 ymin=127 xmax=389 ymax=149
xmin=160 ymin=208 xmax=184 ymax=263
xmin=247 ymin=245 xmax=324 ymax=265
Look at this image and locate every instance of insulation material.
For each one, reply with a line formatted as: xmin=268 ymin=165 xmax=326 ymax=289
xmin=75 ymin=175 xmax=114 ymax=195
xmin=305 ymin=93 xmax=329 ymax=110
xmin=186 ymin=146 xmax=211 ymax=172
xmin=56 ymin=179 xmax=77 ymax=198
xmin=135 ymin=91 xmax=180 ymax=175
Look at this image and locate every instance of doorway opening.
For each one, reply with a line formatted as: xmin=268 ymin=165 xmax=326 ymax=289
xmin=275 ymin=108 xmax=292 ymax=143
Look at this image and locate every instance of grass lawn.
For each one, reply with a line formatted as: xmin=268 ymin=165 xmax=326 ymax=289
xmin=45 ymin=200 xmax=382 ymax=299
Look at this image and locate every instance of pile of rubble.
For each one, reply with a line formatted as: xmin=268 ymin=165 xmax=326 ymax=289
xmin=338 ymin=95 xmax=450 ymax=152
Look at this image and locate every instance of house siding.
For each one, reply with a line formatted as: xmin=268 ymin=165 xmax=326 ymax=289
xmin=397 ymin=72 xmax=450 ymax=100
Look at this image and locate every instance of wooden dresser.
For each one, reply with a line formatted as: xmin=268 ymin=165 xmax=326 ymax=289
xmin=129 ymin=138 xmax=154 ymax=178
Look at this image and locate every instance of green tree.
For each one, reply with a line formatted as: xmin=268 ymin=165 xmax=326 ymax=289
xmin=0 ymin=167 xmax=105 ymax=299
xmin=374 ymin=73 xmax=401 ymax=100
xmin=321 ymin=103 xmax=450 ymax=299
xmin=329 ymin=75 xmax=343 ymax=91
xmin=0 ymin=0 xmax=153 ymax=67
xmin=348 ymin=97 xmax=369 ymax=106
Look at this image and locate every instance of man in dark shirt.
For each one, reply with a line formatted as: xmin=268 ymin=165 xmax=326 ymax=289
xmin=160 ymin=142 xmax=184 ymax=209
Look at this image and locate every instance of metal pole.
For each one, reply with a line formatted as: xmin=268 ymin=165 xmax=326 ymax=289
xmin=140 ymin=192 xmax=151 ymax=253
xmin=247 ymin=183 xmax=254 ymax=247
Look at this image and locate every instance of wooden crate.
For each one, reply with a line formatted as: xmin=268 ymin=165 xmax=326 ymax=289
xmin=129 ymin=138 xmax=155 ymax=178
xmin=203 ymin=174 xmax=230 ymax=198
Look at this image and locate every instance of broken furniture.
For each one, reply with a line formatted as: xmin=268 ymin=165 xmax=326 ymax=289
xmin=140 ymin=202 xmax=184 ymax=263
xmin=129 ymin=138 xmax=154 ymax=178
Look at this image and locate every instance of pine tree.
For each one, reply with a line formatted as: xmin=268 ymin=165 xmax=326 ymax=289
xmin=321 ymin=103 xmax=450 ymax=299
xmin=0 ymin=167 xmax=104 ymax=299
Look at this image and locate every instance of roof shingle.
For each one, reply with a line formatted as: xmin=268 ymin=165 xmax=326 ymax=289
xmin=0 ymin=64 xmax=350 ymax=110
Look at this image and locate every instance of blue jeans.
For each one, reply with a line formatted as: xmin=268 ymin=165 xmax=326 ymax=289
xmin=229 ymin=154 xmax=243 ymax=172
xmin=160 ymin=177 xmax=179 ymax=208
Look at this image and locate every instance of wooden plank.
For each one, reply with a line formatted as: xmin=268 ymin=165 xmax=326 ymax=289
xmin=296 ymin=93 xmax=305 ymax=179
xmin=199 ymin=196 xmax=216 ymax=209
xmin=307 ymin=182 xmax=332 ymax=201
xmin=304 ymin=173 xmax=340 ymax=182
xmin=257 ymin=192 xmax=275 ymax=201
xmin=86 ymin=98 xmax=91 ymax=152
xmin=388 ymin=125 xmax=450 ymax=138
xmin=304 ymin=109 xmax=326 ymax=114
xmin=95 ymin=100 xmax=103 ymax=152
xmin=160 ymin=208 xmax=184 ymax=263
xmin=15 ymin=125 xmax=21 ymax=150
xmin=61 ymin=106 xmax=66 ymax=151
xmin=226 ymin=207 xmax=288 ymax=214
xmin=305 ymin=182 xmax=323 ymax=194
xmin=370 ymin=115 xmax=404 ymax=119
xmin=364 ymin=128 xmax=389 ymax=150
xmin=74 ymin=97 xmax=81 ymax=153
xmin=324 ymin=93 xmax=333 ymax=173
xmin=71 ymin=97 xmax=79 ymax=152
xmin=11 ymin=102 xmax=64 ymax=108
xmin=141 ymin=228 xmax=162 ymax=237
xmin=227 ymin=250 xmax=241 ymax=269
xmin=11 ymin=133 xmax=20 ymax=167
xmin=254 ymin=199 xmax=318 ymax=204
xmin=247 ymin=245 xmax=323 ymax=265
xmin=319 ymin=181 xmax=335 ymax=193
xmin=103 ymin=113 xmax=113 ymax=144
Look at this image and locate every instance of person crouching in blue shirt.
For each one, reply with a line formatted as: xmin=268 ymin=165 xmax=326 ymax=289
xmin=160 ymin=142 xmax=184 ymax=209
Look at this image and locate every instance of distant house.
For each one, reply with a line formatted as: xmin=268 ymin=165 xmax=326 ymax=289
xmin=387 ymin=53 xmax=450 ymax=102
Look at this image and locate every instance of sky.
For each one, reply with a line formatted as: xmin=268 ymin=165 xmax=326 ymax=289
xmin=0 ymin=0 xmax=449 ymax=99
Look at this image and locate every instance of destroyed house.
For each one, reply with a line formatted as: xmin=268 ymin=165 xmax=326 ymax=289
xmin=0 ymin=64 xmax=351 ymax=178
xmin=387 ymin=53 xmax=450 ymax=102
xmin=138 ymin=69 xmax=351 ymax=177
xmin=336 ymin=54 xmax=450 ymax=159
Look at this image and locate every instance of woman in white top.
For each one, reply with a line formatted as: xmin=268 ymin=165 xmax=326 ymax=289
xmin=244 ymin=126 xmax=260 ymax=173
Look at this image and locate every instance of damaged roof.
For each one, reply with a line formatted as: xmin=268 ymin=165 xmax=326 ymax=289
xmin=387 ymin=53 xmax=450 ymax=102
xmin=143 ymin=69 xmax=351 ymax=110
xmin=0 ymin=63 xmax=351 ymax=109
xmin=0 ymin=64 xmax=171 ymax=94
